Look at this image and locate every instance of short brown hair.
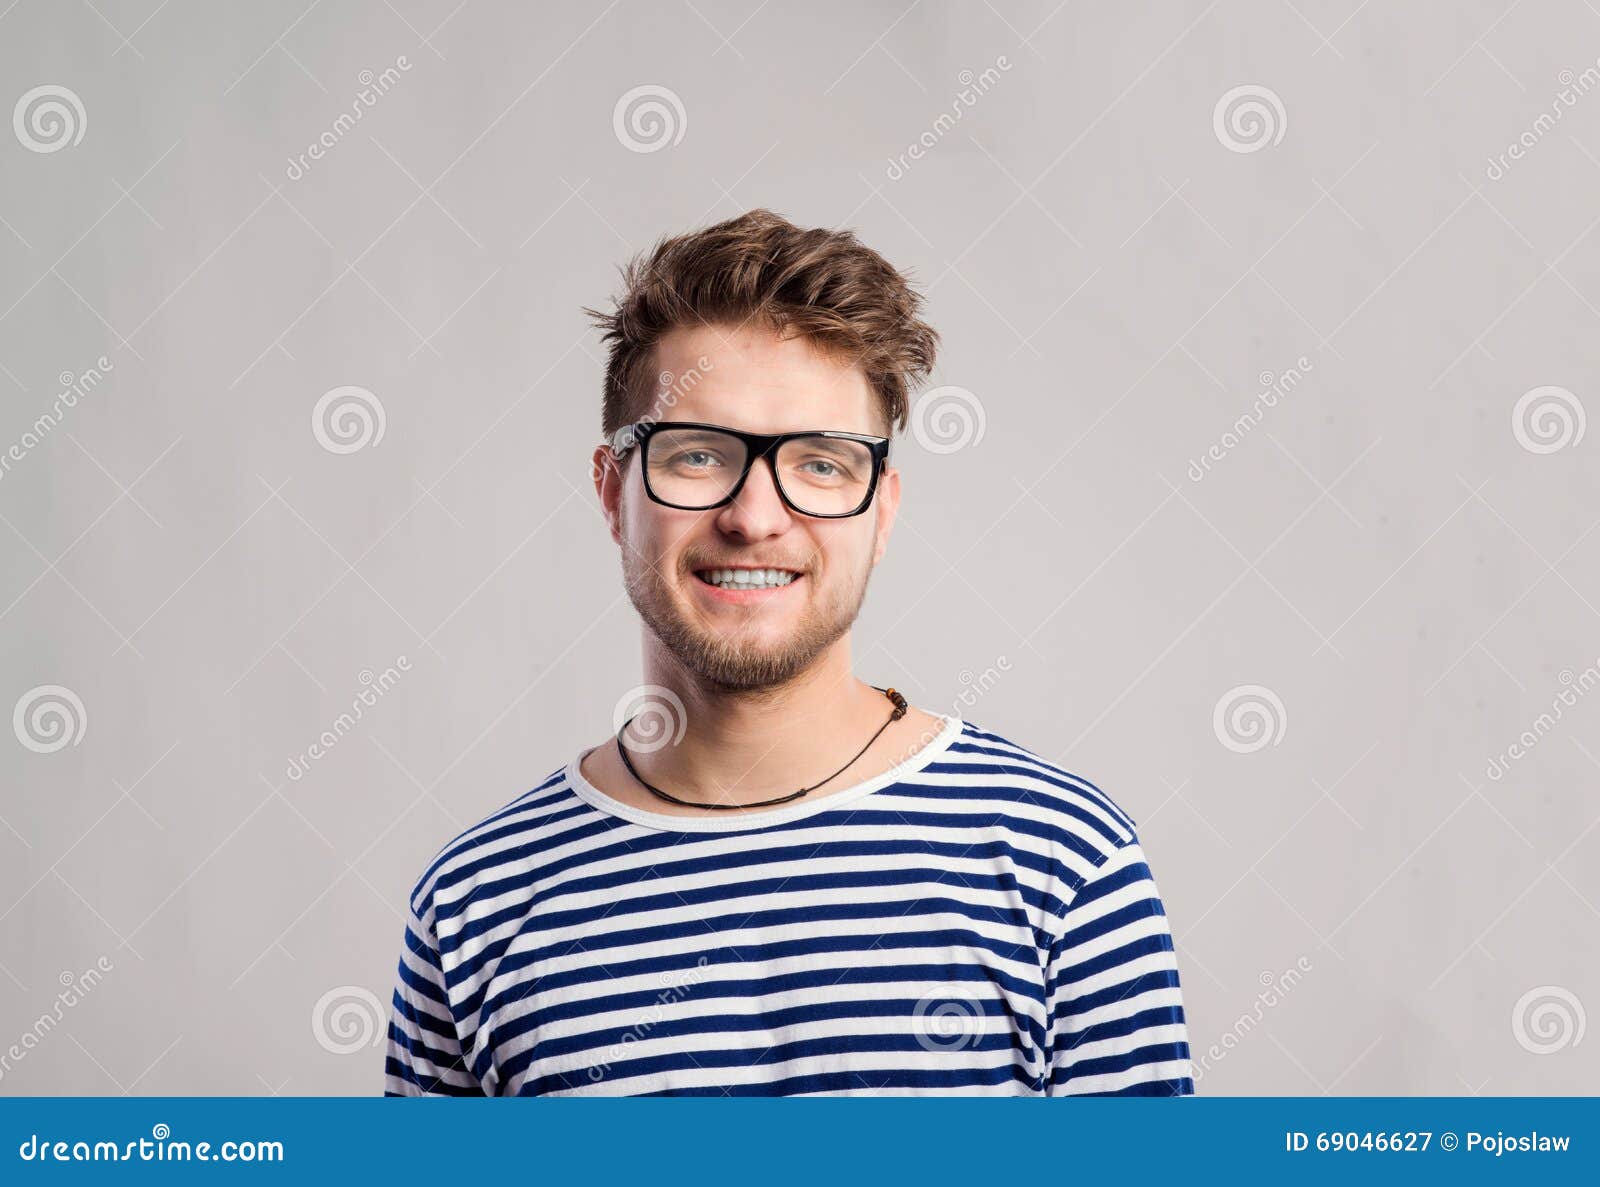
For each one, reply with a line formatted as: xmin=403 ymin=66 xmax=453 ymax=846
xmin=586 ymin=209 xmax=939 ymax=438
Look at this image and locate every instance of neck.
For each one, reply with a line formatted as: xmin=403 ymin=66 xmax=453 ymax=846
xmin=627 ymin=633 xmax=890 ymax=805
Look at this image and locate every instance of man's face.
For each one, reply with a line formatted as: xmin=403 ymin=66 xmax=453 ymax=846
xmin=593 ymin=323 xmax=901 ymax=690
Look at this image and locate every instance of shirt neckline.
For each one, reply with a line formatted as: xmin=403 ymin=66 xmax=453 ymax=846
xmin=564 ymin=713 xmax=965 ymax=834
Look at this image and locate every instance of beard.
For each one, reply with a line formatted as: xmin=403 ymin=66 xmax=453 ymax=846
xmin=621 ymin=544 xmax=871 ymax=691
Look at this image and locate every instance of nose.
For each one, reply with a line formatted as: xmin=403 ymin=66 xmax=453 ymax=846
xmin=714 ymin=453 xmax=793 ymax=541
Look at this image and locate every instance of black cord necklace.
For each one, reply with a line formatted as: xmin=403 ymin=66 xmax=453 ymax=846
xmin=616 ymin=685 xmax=909 ymax=812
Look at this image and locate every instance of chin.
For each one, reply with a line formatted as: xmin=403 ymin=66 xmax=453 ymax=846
xmin=671 ymin=607 xmax=838 ymax=689
xmin=688 ymin=645 xmax=820 ymax=690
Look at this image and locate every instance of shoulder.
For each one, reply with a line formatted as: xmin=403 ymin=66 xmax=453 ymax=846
xmin=927 ymin=719 xmax=1143 ymax=879
xmin=402 ymin=763 xmax=583 ymax=921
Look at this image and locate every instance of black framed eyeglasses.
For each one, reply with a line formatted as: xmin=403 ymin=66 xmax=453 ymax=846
xmin=608 ymin=421 xmax=890 ymax=519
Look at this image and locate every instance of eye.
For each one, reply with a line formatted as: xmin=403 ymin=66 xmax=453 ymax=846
xmin=786 ymin=450 xmax=862 ymax=484
xmin=668 ymin=448 xmax=725 ymax=470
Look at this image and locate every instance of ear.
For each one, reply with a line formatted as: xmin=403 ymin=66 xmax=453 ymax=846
xmin=591 ymin=444 xmax=626 ymax=545
xmin=870 ymin=462 xmax=901 ymax=566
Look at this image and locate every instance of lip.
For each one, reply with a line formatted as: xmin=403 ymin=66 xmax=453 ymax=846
xmin=690 ymin=569 xmax=806 ymax=605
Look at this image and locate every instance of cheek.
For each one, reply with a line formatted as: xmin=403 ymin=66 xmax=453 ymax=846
xmin=617 ymin=493 xmax=658 ymax=563
xmin=811 ymin=526 xmax=871 ymax=578
xmin=625 ymin=500 xmax=697 ymax=570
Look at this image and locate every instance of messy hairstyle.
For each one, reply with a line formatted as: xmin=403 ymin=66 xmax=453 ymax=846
xmin=586 ymin=209 xmax=940 ymax=438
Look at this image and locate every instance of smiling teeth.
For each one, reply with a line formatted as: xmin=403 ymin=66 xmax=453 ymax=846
xmin=704 ymin=568 xmax=797 ymax=589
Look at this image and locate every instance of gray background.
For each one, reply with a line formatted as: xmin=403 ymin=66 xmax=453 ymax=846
xmin=2 ymin=0 xmax=1597 ymax=1096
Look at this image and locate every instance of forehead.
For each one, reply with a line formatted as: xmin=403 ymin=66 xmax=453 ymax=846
xmin=650 ymin=322 xmax=881 ymax=434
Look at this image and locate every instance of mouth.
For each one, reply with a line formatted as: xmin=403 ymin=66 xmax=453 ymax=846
xmin=692 ymin=566 xmax=805 ymax=598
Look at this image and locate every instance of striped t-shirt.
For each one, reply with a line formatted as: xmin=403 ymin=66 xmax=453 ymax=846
xmin=384 ymin=715 xmax=1194 ymax=1096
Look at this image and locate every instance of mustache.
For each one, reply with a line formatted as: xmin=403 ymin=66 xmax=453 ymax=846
xmin=685 ymin=557 xmax=812 ymax=572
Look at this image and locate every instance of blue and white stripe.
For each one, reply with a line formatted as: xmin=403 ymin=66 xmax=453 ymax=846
xmin=385 ymin=716 xmax=1193 ymax=1096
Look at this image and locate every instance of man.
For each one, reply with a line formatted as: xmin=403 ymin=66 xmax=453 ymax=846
xmin=384 ymin=209 xmax=1193 ymax=1096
